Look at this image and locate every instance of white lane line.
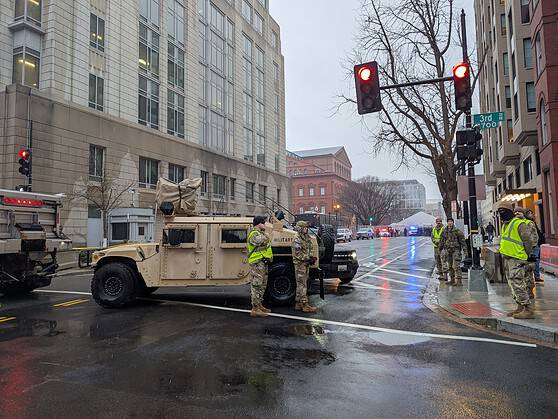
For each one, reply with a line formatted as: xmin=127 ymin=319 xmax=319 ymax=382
xmin=343 ymin=283 xmax=423 ymax=294
xmin=358 ymin=274 xmax=426 ymax=289
xmin=357 ymin=242 xmax=410 ymax=263
xmin=33 ymin=289 xmax=536 ymax=348
xmin=375 ymin=268 xmax=431 ymax=280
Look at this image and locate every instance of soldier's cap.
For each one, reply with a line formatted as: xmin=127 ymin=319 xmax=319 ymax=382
xmin=497 ymin=202 xmax=514 ymax=212
xmin=514 ymin=207 xmax=528 ymax=215
xmin=447 ymin=217 xmax=454 ymax=222
xmin=296 ymin=221 xmax=309 ymax=228
xmin=253 ymin=215 xmax=267 ymax=226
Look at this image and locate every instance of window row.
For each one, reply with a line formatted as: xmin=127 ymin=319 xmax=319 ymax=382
xmin=298 ymin=205 xmax=328 ymax=215
xmin=297 ymin=185 xmax=327 ymax=197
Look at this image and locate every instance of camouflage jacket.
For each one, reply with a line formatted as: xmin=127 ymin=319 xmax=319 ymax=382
xmin=292 ymin=232 xmax=312 ymax=264
xmin=439 ymin=227 xmax=466 ymax=252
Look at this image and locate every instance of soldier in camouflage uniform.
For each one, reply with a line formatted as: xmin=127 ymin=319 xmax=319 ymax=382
xmin=291 ymin=221 xmax=318 ymax=313
xmin=247 ymin=215 xmax=273 ymax=318
xmin=498 ymin=202 xmax=537 ymax=319
xmin=513 ymin=207 xmax=539 ymax=301
xmin=438 ymin=217 xmax=467 ymax=286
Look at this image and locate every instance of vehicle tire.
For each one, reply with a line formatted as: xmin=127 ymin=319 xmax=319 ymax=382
xmin=91 ymin=262 xmax=138 ymax=308
xmin=0 ymin=281 xmax=36 ymax=296
xmin=318 ymin=224 xmax=335 ymax=264
xmin=265 ymin=262 xmax=296 ymax=306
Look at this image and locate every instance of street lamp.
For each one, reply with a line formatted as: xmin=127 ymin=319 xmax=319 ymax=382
xmin=333 ymin=203 xmax=341 ymax=227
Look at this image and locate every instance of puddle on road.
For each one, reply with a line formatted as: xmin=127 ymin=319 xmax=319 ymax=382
xmin=0 ymin=318 xmax=63 ymax=342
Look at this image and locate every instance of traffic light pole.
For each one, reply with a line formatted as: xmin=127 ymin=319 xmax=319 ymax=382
xmin=461 ymin=9 xmax=486 ymax=291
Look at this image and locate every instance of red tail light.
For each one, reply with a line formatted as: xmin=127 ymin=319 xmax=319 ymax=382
xmin=2 ymin=197 xmax=44 ymax=207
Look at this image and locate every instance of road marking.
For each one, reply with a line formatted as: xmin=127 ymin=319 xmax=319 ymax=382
xmin=52 ymin=299 xmax=88 ymax=307
xmin=0 ymin=317 xmax=16 ymax=324
xmin=357 ymin=242 xmax=410 ymax=263
xmin=375 ymin=268 xmax=431 ymax=280
xmin=33 ymin=289 xmax=536 ymax=348
xmin=358 ymin=274 xmax=427 ymax=288
xmin=342 ymin=283 xmax=423 ymax=294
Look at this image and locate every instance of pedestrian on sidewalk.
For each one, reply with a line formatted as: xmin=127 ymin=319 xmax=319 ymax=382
xmin=438 ymin=218 xmax=467 ymax=286
xmin=514 ymin=208 xmax=540 ymax=300
xmin=486 ymin=222 xmax=495 ymax=244
xmin=498 ymin=203 xmax=537 ymax=319
xmin=431 ymin=217 xmax=445 ymax=282
xmin=247 ymin=215 xmax=273 ymax=318
xmin=525 ymin=209 xmax=545 ymax=284
xmin=292 ymin=221 xmax=318 ymax=313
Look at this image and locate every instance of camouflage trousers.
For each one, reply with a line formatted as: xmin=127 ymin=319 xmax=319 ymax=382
xmin=250 ymin=261 xmax=268 ymax=307
xmin=441 ymin=249 xmax=462 ymax=280
xmin=503 ymin=256 xmax=531 ymax=306
xmin=434 ymin=247 xmax=444 ymax=279
xmin=294 ymin=262 xmax=310 ymax=304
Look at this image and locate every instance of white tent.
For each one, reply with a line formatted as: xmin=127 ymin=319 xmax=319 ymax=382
xmin=390 ymin=211 xmax=438 ymax=228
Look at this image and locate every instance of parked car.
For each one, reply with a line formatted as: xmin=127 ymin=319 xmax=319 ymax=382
xmin=336 ymin=228 xmax=352 ymax=242
xmin=375 ymin=226 xmax=392 ymax=238
xmin=356 ymin=228 xmax=374 ymax=240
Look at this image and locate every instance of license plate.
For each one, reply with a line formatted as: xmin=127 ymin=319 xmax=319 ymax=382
xmin=338 ymin=265 xmax=347 ymax=272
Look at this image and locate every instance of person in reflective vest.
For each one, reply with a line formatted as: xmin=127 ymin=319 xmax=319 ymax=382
xmin=431 ymin=217 xmax=445 ymax=281
xmin=247 ymin=215 xmax=273 ymax=318
xmin=498 ymin=203 xmax=537 ymax=319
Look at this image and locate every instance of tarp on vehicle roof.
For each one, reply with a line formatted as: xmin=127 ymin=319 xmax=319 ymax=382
xmin=390 ymin=211 xmax=438 ymax=228
xmin=156 ymin=178 xmax=202 ymax=215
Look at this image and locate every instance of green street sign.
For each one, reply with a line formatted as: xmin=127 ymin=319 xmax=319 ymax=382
xmin=473 ymin=112 xmax=505 ymax=130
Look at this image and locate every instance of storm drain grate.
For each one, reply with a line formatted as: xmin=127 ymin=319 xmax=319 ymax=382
xmin=451 ymin=302 xmax=505 ymax=317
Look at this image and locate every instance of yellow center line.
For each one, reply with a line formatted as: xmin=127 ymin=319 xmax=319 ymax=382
xmin=0 ymin=317 xmax=16 ymax=324
xmin=53 ymin=299 xmax=89 ymax=307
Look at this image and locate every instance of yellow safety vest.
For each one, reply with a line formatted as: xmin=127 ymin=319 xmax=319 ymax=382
xmin=247 ymin=229 xmax=273 ymax=264
xmin=500 ymin=217 xmax=528 ymax=261
xmin=432 ymin=226 xmax=444 ymax=247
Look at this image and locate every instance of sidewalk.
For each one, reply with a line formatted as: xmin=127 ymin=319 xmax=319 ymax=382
xmin=425 ymin=270 xmax=558 ymax=344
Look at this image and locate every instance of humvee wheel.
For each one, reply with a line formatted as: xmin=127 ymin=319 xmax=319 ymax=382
xmin=265 ymin=262 xmax=296 ymax=306
xmin=91 ymin=262 xmax=137 ymax=308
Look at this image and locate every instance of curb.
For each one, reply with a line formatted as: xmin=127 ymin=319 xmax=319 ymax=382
xmin=423 ymin=268 xmax=558 ymax=345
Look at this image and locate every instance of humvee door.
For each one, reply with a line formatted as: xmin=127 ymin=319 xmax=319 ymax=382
xmin=160 ymin=224 xmax=208 ymax=280
xmin=209 ymin=223 xmax=251 ymax=280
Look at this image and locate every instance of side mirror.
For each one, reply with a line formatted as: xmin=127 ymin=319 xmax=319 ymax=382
xmin=160 ymin=201 xmax=175 ymax=216
xmin=275 ymin=210 xmax=285 ymax=221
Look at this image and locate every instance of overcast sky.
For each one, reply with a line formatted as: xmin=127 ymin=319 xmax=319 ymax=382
xmin=270 ymin=0 xmax=474 ymax=200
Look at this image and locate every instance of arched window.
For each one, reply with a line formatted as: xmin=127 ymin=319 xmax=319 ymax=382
xmin=535 ymin=31 xmax=543 ymax=76
xmin=540 ymin=98 xmax=549 ymax=145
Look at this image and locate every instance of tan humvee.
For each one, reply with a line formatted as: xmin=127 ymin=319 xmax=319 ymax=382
xmin=90 ymin=214 xmax=320 ymax=308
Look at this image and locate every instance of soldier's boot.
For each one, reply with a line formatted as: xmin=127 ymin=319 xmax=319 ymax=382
xmin=454 ymin=278 xmax=463 ymax=287
xmin=258 ymin=304 xmax=271 ymax=314
xmin=513 ymin=305 xmax=535 ymax=319
xmin=301 ymin=302 xmax=317 ymax=313
xmin=446 ymin=278 xmax=455 ymax=285
xmin=528 ymin=286 xmax=535 ymax=300
xmin=250 ymin=306 xmax=268 ymax=318
xmin=507 ymin=303 xmax=524 ymax=317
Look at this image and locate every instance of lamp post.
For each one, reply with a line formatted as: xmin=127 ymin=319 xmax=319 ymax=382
xmin=333 ymin=203 xmax=341 ymax=227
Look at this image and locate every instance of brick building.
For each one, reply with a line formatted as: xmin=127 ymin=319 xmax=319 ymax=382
xmin=531 ymin=0 xmax=558 ymax=246
xmin=287 ymin=147 xmax=352 ymax=217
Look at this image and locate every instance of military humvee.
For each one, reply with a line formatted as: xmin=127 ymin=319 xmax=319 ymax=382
xmin=90 ymin=179 xmax=358 ymax=308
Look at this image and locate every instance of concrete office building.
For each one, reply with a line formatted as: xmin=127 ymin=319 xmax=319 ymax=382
xmin=0 ymin=0 xmax=288 ymax=246
xmin=474 ymin=0 xmax=543 ymax=232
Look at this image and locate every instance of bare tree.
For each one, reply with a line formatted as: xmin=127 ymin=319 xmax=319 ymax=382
xmin=340 ymin=176 xmax=401 ymax=225
xmin=340 ymin=0 xmax=485 ymax=217
xmin=69 ymin=175 xmax=135 ymax=242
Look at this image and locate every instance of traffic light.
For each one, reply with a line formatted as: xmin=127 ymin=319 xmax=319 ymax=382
xmin=354 ymin=61 xmax=382 ymax=114
xmin=18 ymin=149 xmax=31 ymax=177
xmin=369 ymin=216 xmax=374 ymax=224
xmin=456 ymin=127 xmax=483 ymax=162
xmin=453 ymin=62 xmax=472 ymax=111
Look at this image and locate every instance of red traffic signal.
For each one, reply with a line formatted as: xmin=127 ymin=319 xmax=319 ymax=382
xmin=452 ymin=62 xmax=472 ymax=111
xmin=18 ymin=149 xmax=31 ymax=160
xmin=354 ymin=61 xmax=382 ymax=114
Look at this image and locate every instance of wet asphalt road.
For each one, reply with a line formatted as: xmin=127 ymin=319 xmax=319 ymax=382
xmin=1 ymin=237 xmax=557 ymax=418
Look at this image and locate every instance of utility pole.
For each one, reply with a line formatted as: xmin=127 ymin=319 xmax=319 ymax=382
xmin=461 ymin=9 xmax=486 ymax=292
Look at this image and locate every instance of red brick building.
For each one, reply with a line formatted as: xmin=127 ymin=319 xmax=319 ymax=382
xmin=532 ymin=0 xmax=558 ymax=245
xmin=287 ymin=146 xmax=352 ymax=216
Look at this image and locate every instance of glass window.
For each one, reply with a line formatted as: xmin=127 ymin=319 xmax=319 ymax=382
xmin=139 ymin=157 xmax=159 ymax=188
xmin=241 ymin=0 xmax=252 ymax=23
xmin=221 ymin=229 xmax=248 ymax=244
xmin=210 ymin=71 xmax=225 ymax=112
xmin=320 ymin=186 xmax=326 ymax=195
xmin=523 ymin=156 xmax=533 ymax=183
xmin=515 ymin=167 xmax=521 ymax=187
xmin=274 ymin=154 xmax=279 ymax=171
xmin=503 ymin=52 xmax=509 ymax=76
xmin=15 ymin=0 xmax=42 ymax=23
xmin=12 ymin=49 xmax=40 ymax=88
xmin=199 ymin=105 xmax=208 ymax=145
xmin=511 ymin=52 xmax=516 ymax=80
xmin=90 ymin=13 xmax=105 ymax=51
xmin=255 ymin=101 xmax=264 ymax=132
xmin=140 ymin=0 xmax=159 ymax=27
xmin=167 ymin=89 xmax=185 ymax=138
xmin=200 ymin=170 xmax=208 ymax=194
xmin=209 ymin=111 xmax=226 ymax=152
xmin=535 ymin=32 xmax=543 ymax=76
xmin=254 ymin=12 xmax=263 ymax=35
xmin=523 ymin=38 xmax=532 ymax=68
xmin=168 ymin=163 xmax=185 ymax=183
xmin=256 ymin=134 xmax=265 ymax=166
xmin=167 ymin=0 xmax=185 ymax=44
xmin=209 ymin=30 xmax=225 ymax=73
xmin=298 ymin=187 xmax=304 ymax=197
xmin=168 ymin=42 xmax=184 ymax=89
xmin=505 ymin=86 xmax=511 ymax=109
xmin=246 ymin=181 xmax=254 ymax=202
xmin=513 ymin=92 xmax=519 ymax=120
xmin=271 ymin=30 xmax=278 ymax=49
xmin=259 ymin=184 xmax=267 ymax=201
xmin=500 ymin=14 xmax=506 ymax=36
xmin=88 ymin=74 xmax=104 ymax=111
xmin=139 ymin=23 xmax=160 ymax=77
xmin=273 ymin=61 xmax=280 ymax=82
xmin=257 ymin=0 xmax=267 ymax=9
xmin=244 ymin=128 xmax=253 ymax=161
xmin=309 ymin=187 xmax=315 ymax=196
xmin=112 ymin=223 xmax=129 ymax=241
xmin=520 ymin=0 xmax=530 ymax=24
xmin=541 ymin=99 xmax=549 ymax=145
xmin=507 ymin=119 xmax=513 ymax=142
xmin=526 ymin=82 xmax=536 ymax=113
xmin=243 ymin=92 xmax=253 ymax=126
xmin=89 ymin=145 xmax=104 ymax=179
xmin=229 ymin=178 xmax=236 ymax=200
xmin=138 ymin=75 xmax=159 ymax=129
xmin=212 ymin=174 xmax=226 ymax=197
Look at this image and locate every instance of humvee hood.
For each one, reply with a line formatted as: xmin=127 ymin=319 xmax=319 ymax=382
xmin=92 ymin=243 xmax=159 ymax=265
